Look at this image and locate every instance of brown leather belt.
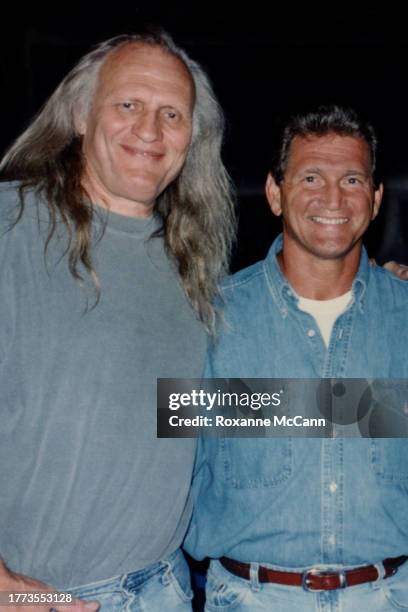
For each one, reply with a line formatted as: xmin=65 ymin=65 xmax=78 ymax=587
xmin=220 ymin=555 xmax=408 ymax=591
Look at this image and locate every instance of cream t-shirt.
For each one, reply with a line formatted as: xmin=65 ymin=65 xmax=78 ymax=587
xmin=298 ymin=291 xmax=352 ymax=347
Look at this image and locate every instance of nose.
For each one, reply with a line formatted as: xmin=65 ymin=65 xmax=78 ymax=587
xmin=323 ymin=182 xmax=343 ymax=210
xmin=131 ymin=110 xmax=161 ymax=142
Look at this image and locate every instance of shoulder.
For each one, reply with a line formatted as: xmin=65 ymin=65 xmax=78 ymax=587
xmin=0 ymin=182 xmax=52 ymax=264
xmin=0 ymin=181 xmax=47 ymax=234
xmin=214 ymin=259 xmax=271 ymax=334
xmin=0 ymin=181 xmax=27 ymax=242
xmin=368 ymin=263 xmax=408 ymax=302
xmin=221 ymin=259 xmax=266 ymax=293
xmin=0 ymin=181 xmax=23 ymax=222
xmin=218 ymin=260 xmax=269 ymax=318
xmin=369 ymin=262 xmax=408 ymax=289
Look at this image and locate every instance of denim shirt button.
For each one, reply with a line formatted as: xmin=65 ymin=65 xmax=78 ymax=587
xmin=307 ymin=329 xmax=316 ymax=337
xmin=329 ymin=482 xmax=338 ymax=493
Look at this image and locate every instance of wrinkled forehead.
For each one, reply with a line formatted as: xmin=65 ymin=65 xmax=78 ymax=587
xmin=287 ymin=133 xmax=372 ymax=173
xmin=95 ymin=41 xmax=195 ymax=102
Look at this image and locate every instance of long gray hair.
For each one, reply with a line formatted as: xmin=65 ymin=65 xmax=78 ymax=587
xmin=0 ymin=30 xmax=236 ymax=332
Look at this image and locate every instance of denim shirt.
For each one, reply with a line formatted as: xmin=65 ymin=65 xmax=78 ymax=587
xmin=184 ymin=234 xmax=408 ymax=568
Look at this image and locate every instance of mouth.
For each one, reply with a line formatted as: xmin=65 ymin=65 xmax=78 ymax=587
xmin=120 ymin=144 xmax=164 ymax=160
xmin=310 ymin=216 xmax=349 ymax=225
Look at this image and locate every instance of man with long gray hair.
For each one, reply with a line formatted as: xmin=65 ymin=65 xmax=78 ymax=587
xmin=0 ymin=30 xmax=234 ymax=611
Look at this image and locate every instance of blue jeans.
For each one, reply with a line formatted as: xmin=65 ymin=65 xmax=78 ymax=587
xmin=205 ymin=559 xmax=408 ymax=611
xmin=68 ymin=549 xmax=193 ymax=611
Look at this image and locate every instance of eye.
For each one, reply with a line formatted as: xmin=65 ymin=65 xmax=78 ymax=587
xmin=162 ymin=108 xmax=180 ymax=122
xmin=116 ymin=101 xmax=142 ymax=113
xmin=344 ymin=176 xmax=363 ymax=186
xmin=300 ymin=174 xmax=323 ymax=188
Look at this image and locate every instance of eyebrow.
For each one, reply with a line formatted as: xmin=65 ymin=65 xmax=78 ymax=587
xmin=297 ymin=167 xmax=321 ymax=174
xmin=296 ymin=167 xmax=369 ymax=177
xmin=342 ymin=170 xmax=370 ymax=176
xmin=108 ymin=86 xmax=191 ymax=102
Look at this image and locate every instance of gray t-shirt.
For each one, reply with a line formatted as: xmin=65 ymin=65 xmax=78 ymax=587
xmin=0 ymin=182 xmax=206 ymax=589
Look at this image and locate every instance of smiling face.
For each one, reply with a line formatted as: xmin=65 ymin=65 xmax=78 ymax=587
xmin=266 ymin=133 xmax=383 ymax=262
xmin=78 ymin=43 xmax=195 ymax=218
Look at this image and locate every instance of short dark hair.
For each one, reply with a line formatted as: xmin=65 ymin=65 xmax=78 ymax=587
xmin=271 ymin=105 xmax=378 ymax=185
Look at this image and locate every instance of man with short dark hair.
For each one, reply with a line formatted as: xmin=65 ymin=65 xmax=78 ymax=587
xmin=186 ymin=105 xmax=408 ymax=611
xmin=0 ymin=31 xmax=234 ymax=611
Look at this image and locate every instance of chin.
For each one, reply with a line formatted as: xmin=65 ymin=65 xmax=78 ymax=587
xmin=118 ymin=180 xmax=158 ymax=203
xmin=309 ymin=243 xmax=357 ymax=261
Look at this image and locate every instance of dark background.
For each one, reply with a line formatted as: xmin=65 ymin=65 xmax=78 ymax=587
xmin=0 ymin=3 xmax=407 ymax=269
xmin=0 ymin=5 xmax=406 ymax=609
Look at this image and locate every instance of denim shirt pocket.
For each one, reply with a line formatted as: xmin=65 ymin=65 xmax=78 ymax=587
xmin=370 ymin=439 xmax=408 ymax=484
xmin=220 ymin=437 xmax=293 ymax=489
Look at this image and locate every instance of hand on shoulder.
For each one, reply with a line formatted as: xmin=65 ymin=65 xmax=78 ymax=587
xmin=383 ymin=261 xmax=408 ymax=280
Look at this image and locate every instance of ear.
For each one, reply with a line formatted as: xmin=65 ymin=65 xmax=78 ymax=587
xmin=265 ymin=173 xmax=282 ymax=217
xmin=371 ymin=182 xmax=383 ymax=220
xmin=73 ymin=105 xmax=87 ymax=136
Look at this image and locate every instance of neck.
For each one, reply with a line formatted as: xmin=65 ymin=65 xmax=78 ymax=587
xmin=81 ymin=174 xmax=154 ymax=219
xmin=278 ymin=238 xmax=361 ymax=300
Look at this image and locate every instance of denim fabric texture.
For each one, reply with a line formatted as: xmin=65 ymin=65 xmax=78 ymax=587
xmin=184 ymin=234 xmax=408 ymax=608
xmin=68 ymin=549 xmax=192 ymax=611
xmin=204 ymin=558 xmax=408 ymax=611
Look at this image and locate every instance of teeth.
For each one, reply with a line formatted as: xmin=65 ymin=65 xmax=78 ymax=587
xmin=312 ymin=217 xmax=348 ymax=225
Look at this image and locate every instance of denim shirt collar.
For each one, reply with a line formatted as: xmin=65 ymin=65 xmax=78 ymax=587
xmin=263 ymin=234 xmax=369 ymax=318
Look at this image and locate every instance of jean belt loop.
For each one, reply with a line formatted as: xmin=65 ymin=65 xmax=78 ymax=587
xmin=119 ymin=572 xmax=128 ymax=591
xmin=161 ymin=559 xmax=172 ymax=586
xmin=249 ymin=563 xmax=260 ymax=592
xmin=374 ymin=561 xmax=386 ymax=581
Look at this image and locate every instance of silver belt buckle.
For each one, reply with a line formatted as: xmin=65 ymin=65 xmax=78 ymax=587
xmin=302 ymin=568 xmax=347 ymax=592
